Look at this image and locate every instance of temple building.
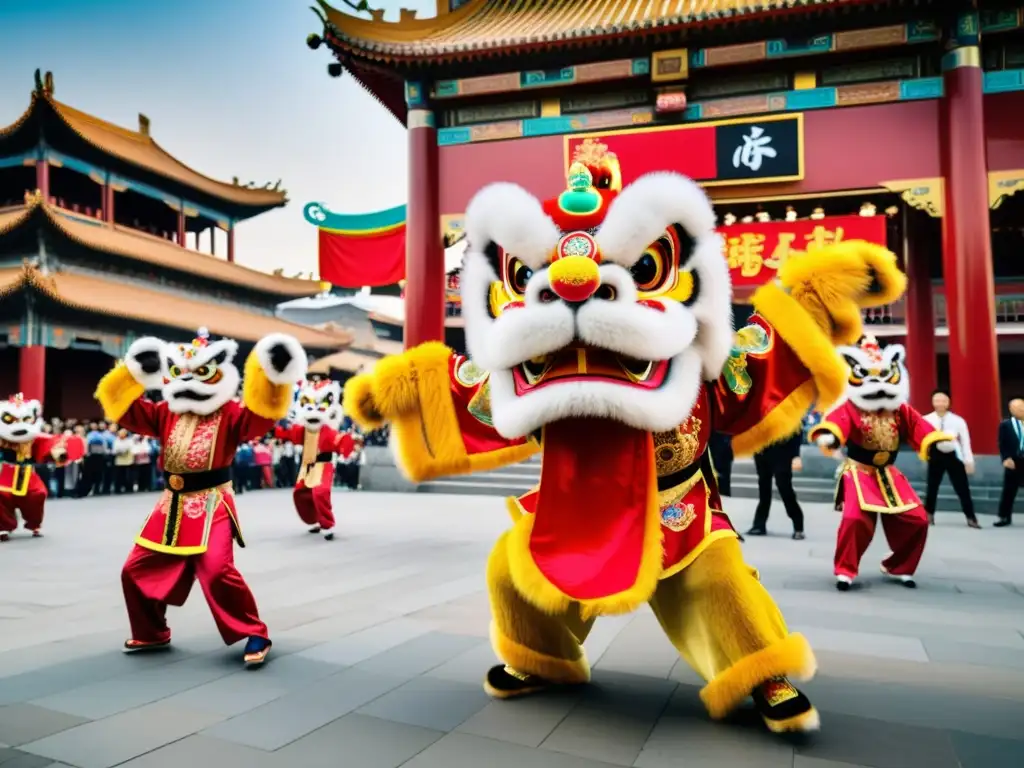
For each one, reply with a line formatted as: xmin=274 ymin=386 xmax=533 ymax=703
xmin=0 ymin=71 xmax=351 ymax=417
xmin=308 ymin=0 xmax=1024 ymax=455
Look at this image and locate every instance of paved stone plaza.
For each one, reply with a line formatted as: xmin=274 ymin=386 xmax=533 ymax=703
xmin=1 ymin=490 xmax=1023 ymax=768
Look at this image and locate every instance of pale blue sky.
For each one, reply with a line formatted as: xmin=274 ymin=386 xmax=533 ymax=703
xmin=0 ymin=0 xmax=437 ymax=276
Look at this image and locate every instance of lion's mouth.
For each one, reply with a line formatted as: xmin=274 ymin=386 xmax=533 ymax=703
xmin=513 ymin=346 xmax=670 ymax=395
xmin=860 ymin=390 xmax=893 ymax=400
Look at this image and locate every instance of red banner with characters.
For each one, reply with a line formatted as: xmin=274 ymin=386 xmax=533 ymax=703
xmin=719 ymin=215 xmax=888 ymax=287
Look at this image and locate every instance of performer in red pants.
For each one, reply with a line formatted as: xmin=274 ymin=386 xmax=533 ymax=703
xmin=275 ymin=379 xmax=353 ymax=540
xmin=1 ymin=394 xmax=84 ymax=541
xmin=95 ymin=328 xmax=306 ymax=666
xmin=809 ymin=336 xmax=953 ymax=591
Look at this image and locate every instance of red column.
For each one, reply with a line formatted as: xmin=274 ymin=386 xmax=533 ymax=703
xmin=19 ymin=346 xmax=46 ymax=406
xmin=227 ymin=226 xmax=235 ymax=263
xmin=404 ymin=103 xmax=443 ymax=348
xmin=35 ymin=155 xmax=50 ymax=201
xmin=940 ymin=44 xmax=1000 ymax=454
xmin=103 ymin=183 xmax=115 ymax=224
xmin=177 ymin=210 xmax=186 ymax=247
xmin=901 ymin=208 xmax=936 ymax=411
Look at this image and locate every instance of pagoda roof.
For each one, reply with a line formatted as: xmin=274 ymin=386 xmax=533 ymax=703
xmin=0 ymin=196 xmax=324 ymax=300
xmin=317 ymin=0 xmax=870 ymax=63
xmin=0 ymin=71 xmax=287 ymax=217
xmin=0 ymin=262 xmax=352 ymax=352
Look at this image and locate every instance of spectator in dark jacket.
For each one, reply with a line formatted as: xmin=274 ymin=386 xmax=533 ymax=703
xmin=747 ymin=429 xmax=805 ymax=539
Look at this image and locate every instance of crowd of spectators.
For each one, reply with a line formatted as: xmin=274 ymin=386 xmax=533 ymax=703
xmin=34 ymin=416 xmax=388 ymax=499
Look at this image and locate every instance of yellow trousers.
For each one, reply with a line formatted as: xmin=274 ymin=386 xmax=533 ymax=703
xmin=487 ymin=533 xmax=816 ymax=718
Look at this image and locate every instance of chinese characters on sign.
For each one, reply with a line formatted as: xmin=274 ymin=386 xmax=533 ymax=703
xmin=719 ymin=215 xmax=888 ymax=287
xmin=732 ymin=126 xmax=777 ymax=172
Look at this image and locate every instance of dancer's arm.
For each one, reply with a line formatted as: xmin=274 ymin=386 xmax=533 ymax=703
xmin=94 ymin=337 xmax=166 ymax=437
xmin=342 ymin=342 xmax=539 ymax=483
xmin=238 ymin=334 xmax=308 ymax=442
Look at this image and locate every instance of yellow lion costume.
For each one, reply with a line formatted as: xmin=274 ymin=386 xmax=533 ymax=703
xmin=343 ymin=149 xmax=906 ymax=734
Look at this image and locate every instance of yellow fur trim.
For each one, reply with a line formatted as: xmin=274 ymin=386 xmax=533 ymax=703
xmin=659 ymin=529 xmax=739 ymax=580
xmin=763 ymin=707 xmax=821 ymax=734
xmin=808 ymin=421 xmax=846 ymax=447
xmin=848 ymin=241 xmax=907 ymax=308
xmin=373 ymin=342 xmax=452 ymax=420
xmin=505 ymin=441 xmax=664 ymax=618
xmin=918 ymin=431 xmax=954 ymax=462
xmin=505 ymin=496 xmax=524 ymax=523
xmin=94 ymin=363 xmax=145 ymax=422
xmin=242 ymin=351 xmax=292 ymax=420
xmin=731 ymin=379 xmax=818 ymax=457
xmin=342 ymin=373 xmax=385 ymax=431
xmin=489 ymin=622 xmax=591 ymax=685
xmin=700 ymin=632 xmax=817 ymax=719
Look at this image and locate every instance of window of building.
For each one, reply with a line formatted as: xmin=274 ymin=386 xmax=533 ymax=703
xmin=819 ymin=57 xmax=920 ymax=86
xmin=560 ymin=89 xmax=650 ymax=114
xmin=687 ymin=72 xmax=790 ymax=100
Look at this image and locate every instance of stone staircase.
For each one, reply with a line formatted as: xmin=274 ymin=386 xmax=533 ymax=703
xmin=418 ymin=453 xmax=1005 ymax=516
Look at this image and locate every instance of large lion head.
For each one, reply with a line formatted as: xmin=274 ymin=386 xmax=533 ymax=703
xmin=0 ymin=393 xmax=43 ymax=444
xmin=459 ymin=149 xmax=733 ymax=439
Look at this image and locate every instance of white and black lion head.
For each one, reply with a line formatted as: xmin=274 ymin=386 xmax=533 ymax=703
xmin=458 ymin=171 xmax=733 ymax=438
xmin=0 ymin=393 xmax=43 ymax=443
xmin=839 ymin=336 xmax=909 ymax=412
xmin=293 ymin=380 xmax=342 ymax=431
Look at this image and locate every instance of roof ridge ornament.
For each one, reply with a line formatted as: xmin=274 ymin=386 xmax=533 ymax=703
xmin=33 ymin=69 xmax=54 ymax=98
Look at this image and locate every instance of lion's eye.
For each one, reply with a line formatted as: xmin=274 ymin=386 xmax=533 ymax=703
xmin=193 ymin=362 xmax=219 ymax=382
xmin=631 ymin=239 xmax=670 ymax=293
xmin=1 ymin=413 xmax=14 ymax=424
xmin=22 ymin=415 xmax=34 ymax=423
xmin=852 ymin=365 xmax=867 ymax=379
xmin=168 ymin=365 xmax=183 ymax=378
xmin=508 ymin=258 xmax=533 ymax=295
xmin=300 ymin=397 xmax=312 ymax=406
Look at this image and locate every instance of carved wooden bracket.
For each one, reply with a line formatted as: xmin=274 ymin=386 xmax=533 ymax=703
xmin=880 ymin=178 xmax=944 ymax=217
xmin=988 ymin=170 xmax=1024 ymax=210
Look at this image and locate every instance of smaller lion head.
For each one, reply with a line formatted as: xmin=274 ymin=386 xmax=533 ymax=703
xmin=839 ymin=337 xmax=909 ymax=412
xmin=0 ymin=393 xmax=43 ymax=444
xmin=293 ymin=380 xmax=342 ymax=431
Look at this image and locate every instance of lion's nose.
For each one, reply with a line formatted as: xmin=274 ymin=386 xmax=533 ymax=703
xmin=548 ymin=255 xmax=601 ymax=303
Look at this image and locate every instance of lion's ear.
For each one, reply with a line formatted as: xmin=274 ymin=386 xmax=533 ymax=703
xmin=883 ymin=343 xmax=906 ymax=368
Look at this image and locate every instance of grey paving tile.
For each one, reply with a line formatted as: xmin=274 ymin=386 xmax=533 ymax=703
xmin=922 ymin=637 xmax=1024 ymax=670
xmin=0 ymin=750 xmax=60 ymax=768
xmin=400 ymin=731 xmax=627 ymax=767
xmin=456 ymin=689 xmax=584 ymax=747
xmin=592 ymin=613 xmax=679 ymax=679
xmin=0 ymin=705 xmax=89 ymax=747
xmin=424 ymin=642 xmax=497 ymax=685
xmin=950 ymin=730 xmax=1024 ymax=768
xmin=201 ymin=667 xmax=405 ymax=750
xmin=114 ymin=735 xmax=280 ymax=768
xmin=296 ymin=617 xmax=431 ymax=666
xmin=19 ymin=702 xmax=223 ymax=768
xmin=354 ymin=631 xmax=483 ymax=678
xmin=793 ymin=758 xmax=874 ymax=768
xmin=357 ymin=675 xmax=491 ymax=731
xmin=794 ymin=711 xmax=960 ymax=768
xmin=540 ymin=670 xmax=676 ymax=766
xmin=799 ymin=626 xmax=929 ymax=662
xmin=277 ymin=713 xmax=443 ymax=768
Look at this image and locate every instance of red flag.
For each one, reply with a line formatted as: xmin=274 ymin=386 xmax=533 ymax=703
xmin=318 ymin=226 xmax=406 ymax=288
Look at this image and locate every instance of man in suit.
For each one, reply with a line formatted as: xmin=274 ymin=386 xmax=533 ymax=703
xmin=747 ymin=428 xmax=805 ymax=540
xmin=708 ymin=432 xmax=733 ymax=496
xmin=996 ymin=397 xmax=1024 ymax=527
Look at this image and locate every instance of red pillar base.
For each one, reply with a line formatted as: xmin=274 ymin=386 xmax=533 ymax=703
xmin=940 ymin=46 xmax=1001 ymax=454
xmin=404 ymin=107 xmax=444 ymax=349
xmin=18 ymin=346 xmax=46 ymax=406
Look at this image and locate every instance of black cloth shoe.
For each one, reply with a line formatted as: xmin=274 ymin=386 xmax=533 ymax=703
xmin=746 ymin=527 xmax=767 ymax=536
xmin=994 ymin=518 xmax=1012 ymax=528
xmin=752 ymin=677 xmax=820 ymax=733
xmin=483 ymin=665 xmax=551 ymax=699
xmin=308 ymin=526 xmax=321 ymax=534
xmin=792 ymin=531 xmax=805 ymax=540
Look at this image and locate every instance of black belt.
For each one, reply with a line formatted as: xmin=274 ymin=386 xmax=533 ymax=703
xmin=0 ymin=449 xmax=28 ymax=464
xmin=160 ymin=467 xmax=231 ymax=548
xmin=846 ymin=442 xmax=898 ymax=467
xmin=657 ymin=457 xmax=702 ymax=492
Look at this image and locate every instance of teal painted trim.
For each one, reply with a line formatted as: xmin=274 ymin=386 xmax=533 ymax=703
xmin=981 ymin=9 xmax=1021 ymax=33
xmin=954 ymin=11 xmax=980 ymax=47
xmin=900 ymin=77 xmax=943 ymax=100
xmin=405 ymin=82 xmax=427 ymax=108
xmin=521 ymin=67 xmax=575 ymax=89
xmin=631 ymin=58 xmax=650 ymax=76
xmin=438 ymin=127 xmax=472 ymax=145
xmin=906 ymin=19 xmax=941 ymax=42
xmin=767 ymin=35 xmax=833 ymax=58
xmin=0 ymin=151 xmax=35 ymax=169
xmin=782 ymin=87 xmax=836 ymax=109
xmin=46 ymin=149 xmax=105 ymax=180
xmin=435 ymin=80 xmax=459 ymax=98
xmin=984 ymin=69 xmax=1024 ymax=93
xmin=434 ymin=77 xmax=945 ymax=146
xmin=690 ymin=49 xmax=706 ymax=68
xmin=302 ymin=201 xmax=406 ymax=232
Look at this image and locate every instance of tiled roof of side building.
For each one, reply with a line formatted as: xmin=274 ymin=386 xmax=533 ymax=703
xmin=0 ymin=198 xmax=326 ymax=299
xmin=317 ymin=0 xmax=860 ymax=61
xmin=0 ymin=73 xmax=287 ymax=211
xmin=0 ymin=263 xmax=353 ymax=351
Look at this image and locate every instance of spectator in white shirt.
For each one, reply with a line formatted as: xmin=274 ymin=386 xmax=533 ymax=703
xmin=923 ymin=389 xmax=978 ymax=528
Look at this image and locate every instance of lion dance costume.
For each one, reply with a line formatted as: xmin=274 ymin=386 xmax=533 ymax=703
xmin=343 ymin=146 xmax=907 ymax=733
xmin=275 ymin=379 xmax=354 ymax=540
xmin=809 ymin=336 xmax=953 ymax=591
xmin=95 ymin=328 xmax=306 ymax=666
xmin=0 ymin=394 xmax=84 ymax=541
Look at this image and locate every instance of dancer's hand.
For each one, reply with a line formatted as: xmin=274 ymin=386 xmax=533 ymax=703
xmin=1004 ymin=458 xmax=1016 ymax=470
xmin=966 ymin=461 xmax=976 ymax=475
xmin=792 ymin=457 xmax=803 ymax=472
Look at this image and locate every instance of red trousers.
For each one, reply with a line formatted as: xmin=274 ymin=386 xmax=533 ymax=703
xmin=0 ymin=476 xmax=47 ymax=532
xmin=293 ymin=463 xmax=336 ymax=531
xmin=834 ymin=503 xmax=929 ymax=579
xmin=120 ymin=509 xmax=268 ymax=645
